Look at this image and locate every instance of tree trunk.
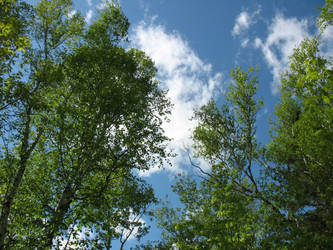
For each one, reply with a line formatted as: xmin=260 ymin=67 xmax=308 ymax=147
xmin=0 ymin=160 xmax=27 ymax=249
xmin=44 ymin=181 xmax=75 ymax=248
xmin=0 ymin=108 xmax=42 ymax=249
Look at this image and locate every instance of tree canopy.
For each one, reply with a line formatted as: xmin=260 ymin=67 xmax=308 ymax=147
xmin=0 ymin=0 xmax=170 ymax=248
xmin=150 ymin=1 xmax=333 ymax=249
xmin=1 ymin=0 xmax=332 ymax=249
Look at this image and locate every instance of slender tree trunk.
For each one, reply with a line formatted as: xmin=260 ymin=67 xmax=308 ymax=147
xmin=44 ymin=181 xmax=75 ymax=248
xmin=106 ymin=234 xmax=112 ymax=250
xmin=0 ymin=108 xmax=42 ymax=249
xmin=0 ymin=160 xmax=27 ymax=249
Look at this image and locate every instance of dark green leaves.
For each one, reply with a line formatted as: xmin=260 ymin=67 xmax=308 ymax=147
xmin=0 ymin=0 xmax=170 ymax=248
xmin=86 ymin=1 xmax=129 ymax=47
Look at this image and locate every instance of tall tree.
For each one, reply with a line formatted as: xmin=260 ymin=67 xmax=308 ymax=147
xmin=318 ymin=0 xmax=333 ymax=27
xmin=151 ymin=67 xmax=269 ymax=249
xmin=0 ymin=0 xmax=31 ymax=65
xmin=0 ymin=0 xmax=170 ymax=248
xmin=152 ymin=1 xmax=333 ymax=248
xmin=268 ymin=36 xmax=333 ymax=249
xmin=0 ymin=0 xmax=84 ymax=247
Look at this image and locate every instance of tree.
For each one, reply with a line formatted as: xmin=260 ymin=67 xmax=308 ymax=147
xmin=151 ymin=67 xmax=269 ymax=249
xmin=0 ymin=0 xmax=31 ymax=64
xmin=318 ymin=0 xmax=333 ymax=27
xmin=268 ymin=36 xmax=333 ymax=249
xmin=263 ymin=3 xmax=333 ymax=247
xmin=0 ymin=0 xmax=85 ymax=247
xmin=153 ymin=48 xmax=332 ymax=249
xmin=152 ymin=1 xmax=333 ymax=248
xmin=0 ymin=0 xmax=170 ymax=248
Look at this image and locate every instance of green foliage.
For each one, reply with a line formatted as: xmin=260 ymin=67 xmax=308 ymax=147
xmin=86 ymin=1 xmax=129 ymax=47
xmin=153 ymin=176 xmax=259 ymax=250
xmin=151 ymin=67 xmax=265 ymax=249
xmin=0 ymin=0 xmax=31 ymax=61
xmin=268 ymin=37 xmax=333 ymax=249
xmin=153 ymin=4 xmax=333 ymax=247
xmin=318 ymin=0 xmax=333 ymax=28
xmin=0 ymin=0 xmax=170 ymax=248
xmin=0 ymin=0 xmax=32 ymax=91
xmin=1 ymin=1 xmax=332 ymax=249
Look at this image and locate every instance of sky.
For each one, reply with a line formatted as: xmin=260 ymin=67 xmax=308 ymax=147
xmin=28 ymin=0 xmax=332 ymax=248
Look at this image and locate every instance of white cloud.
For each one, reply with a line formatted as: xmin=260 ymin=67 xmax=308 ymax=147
xmin=241 ymin=38 xmax=249 ymax=48
xmin=131 ymin=21 xmax=223 ymax=176
xmin=320 ymin=25 xmax=333 ymax=58
xmin=232 ymin=8 xmax=261 ymax=37
xmin=86 ymin=0 xmax=92 ymax=6
xmin=232 ymin=11 xmax=251 ymax=36
xmin=255 ymin=14 xmax=309 ymax=94
xmin=116 ymin=213 xmax=146 ymax=241
xmin=54 ymin=212 xmax=145 ymax=248
xmin=53 ymin=225 xmax=93 ymax=249
xmin=68 ymin=10 xmax=77 ymax=18
xmin=85 ymin=9 xmax=93 ymax=23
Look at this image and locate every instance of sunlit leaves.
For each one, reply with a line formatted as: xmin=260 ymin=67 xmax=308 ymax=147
xmin=268 ymin=36 xmax=333 ymax=249
xmin=0 ymin=0 xmax=170 ymax=248
xmin=152 ymin=67 xmax=263 ymax=249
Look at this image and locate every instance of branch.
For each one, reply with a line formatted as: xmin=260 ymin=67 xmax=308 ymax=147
xmin=26 ymin=128 xmax=44 ymax=157
xmin=232 ymin=179 xmax=293 ymax=223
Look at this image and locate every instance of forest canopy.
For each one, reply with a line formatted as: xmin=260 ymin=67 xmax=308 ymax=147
xmin=0 ymin=0 xmax=170 ymax=248
xmin=149 ymin=1 xmax=333 ymax=249
xmin=0 ymin=0 xmax=332 ymax=249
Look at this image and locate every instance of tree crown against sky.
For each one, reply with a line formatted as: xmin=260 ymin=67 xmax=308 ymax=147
xmin=0 ymin=0 xmax=171 ymax=248
xmin=0 ymin=0 xmax=332 ymax=249
xmin=149 ymin=1 xmax=333 ymax=249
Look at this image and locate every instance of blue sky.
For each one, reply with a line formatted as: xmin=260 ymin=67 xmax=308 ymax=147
xmin=28 ymin=0 xmax=332 ymax=248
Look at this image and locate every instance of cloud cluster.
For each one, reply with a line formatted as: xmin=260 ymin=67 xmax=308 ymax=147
xmin=234 ymin=9 xmax=333 ymax=94
xmin=84 ymin=0 xmax=93 ymax=23
xmin=232 ymin=11 xmax=252 ymax=36
xmin=321 ymin=25 xmax=333 ymax=58
xmin=131 ymin=22 xmax=223 ymax=176
xmin=254 ymin=14 xmax=309 ymax=94
xmin=232 ymin=8 xmax=261 ymax=47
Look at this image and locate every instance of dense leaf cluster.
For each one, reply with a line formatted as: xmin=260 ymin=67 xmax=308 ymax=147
xmin=0 ymin=0 xmax=170 ymax=249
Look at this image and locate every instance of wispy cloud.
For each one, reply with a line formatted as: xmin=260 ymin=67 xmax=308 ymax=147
xmin=85 ymin=9 xmax=93 ymax=23
xmin=320 ymin=25 xmax=333 ymax=58
xmin=254 ymin=14 xmax=309 ymax=94
xmin=232 ymin=8 xmax=261 ymax=37
xmin=241 ymin=38 xmax=249 ymax=48
xmin=131 ymin=21 xmax=223 ymax=176
xmin=232 ymin=11 xmax=251 ymax=36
